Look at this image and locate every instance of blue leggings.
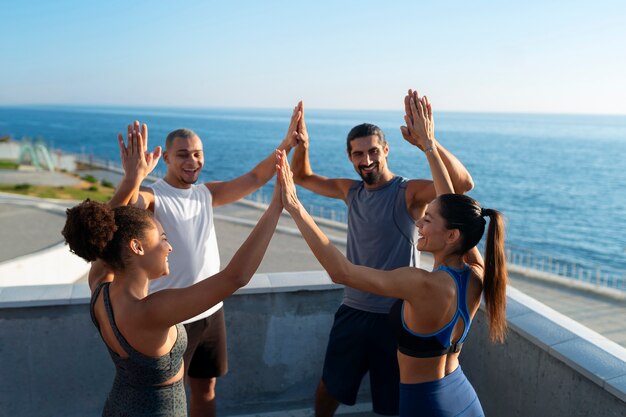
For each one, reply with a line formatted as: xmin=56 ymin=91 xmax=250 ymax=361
xmin=399 ymin=366 xmax=484 ymax=417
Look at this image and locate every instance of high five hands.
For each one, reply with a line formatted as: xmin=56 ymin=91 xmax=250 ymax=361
xmin=400 ymin=89 xmax=436 ymax=153
xmin=275 ymin=149 xmax=300 ymax=213
xmin=117 ymin=121 xmax=162 ymax=180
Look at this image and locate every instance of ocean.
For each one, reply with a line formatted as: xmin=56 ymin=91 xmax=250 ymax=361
xmin=1 ymin=105 xmax=625 ymax=287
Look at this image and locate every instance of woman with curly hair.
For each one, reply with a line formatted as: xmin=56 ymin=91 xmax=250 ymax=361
xmin=277 ymin=91 xmax=507 ymax=417
xmin=62 ymin=171 xmax=283 ymax=416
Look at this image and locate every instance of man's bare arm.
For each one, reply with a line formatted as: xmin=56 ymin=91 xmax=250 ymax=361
xmin=290 ymin=101 xmax=353 ymax=201
xmin=208 ymin=104 xmax=301 ymax=207
xmin=401 ymin=91 xmax=473 ymax=196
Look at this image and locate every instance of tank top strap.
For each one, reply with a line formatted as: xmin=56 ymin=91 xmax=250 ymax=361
xmin=101 ymin=283 xmax=137 ymax=356
xmin=392 ymin=177 xmax=415 ymax=244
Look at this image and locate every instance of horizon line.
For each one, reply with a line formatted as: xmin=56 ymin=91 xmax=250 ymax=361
xmin=1 ymin=103 xmax=626 ymax=118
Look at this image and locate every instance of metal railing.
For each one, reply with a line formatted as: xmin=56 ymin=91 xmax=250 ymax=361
xmin=502 ymin=244 xmax=625 ymax=291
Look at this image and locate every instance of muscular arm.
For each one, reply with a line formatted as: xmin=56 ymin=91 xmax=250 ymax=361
xmin=433 ymin=143 xmax=473 ymax=194
xmin=290 ymin=101 xmax=353 ymax=201
xmin=207 ymin=143 xmax=291 ymax=207
xmin=401 ymin=91 xmax=471 ymax=217
xmin=276 ymin=149 xmax=432 ymax=300
xmin=208 ymin=104 xmax=300 ymax=207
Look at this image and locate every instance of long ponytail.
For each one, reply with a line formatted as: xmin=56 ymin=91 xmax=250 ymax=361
xmin=437 ymin=195 xmax=508 ymax=342
xmin=482 ymin=208 xmax=508 ymax=342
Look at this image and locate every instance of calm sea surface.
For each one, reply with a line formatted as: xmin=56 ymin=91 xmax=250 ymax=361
xmin=1 ymin=106 xmax=626 ymax=280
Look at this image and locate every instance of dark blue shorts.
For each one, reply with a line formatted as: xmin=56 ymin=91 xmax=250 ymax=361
xmin=322 ymin=304 xmax=400 ymax=416
xmin=399 ymin=366 xmax=484 ymax=417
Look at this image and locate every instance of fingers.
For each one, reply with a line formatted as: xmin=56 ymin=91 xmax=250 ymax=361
xmin=424 ymin=96 xmax=433 ymax=120
xmin=289 ymin=105 xmax=300 ymax=128
xmin=409 ymin=96 xmax=420 ymax=122
xmin=417 ymin=98 xmax=425 ymax=119
xmin=123 ymin=121 xmax=149 ymax=162
xmin=404 ymin=93 xmax=411 ymax=116
xmin=142 ymin=123 xmax=148 ymax=152
xmin=404 ymin=114 xmax=414 ymax=132
xmin=117 ymin=133 xmax=127 ymax=159
xmin=133 ymin=121 xmax=143 ymax=157
xmin=126 ymin=124 xmax=136 ymax=157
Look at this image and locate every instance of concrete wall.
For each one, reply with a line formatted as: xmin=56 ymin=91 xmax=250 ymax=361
xmin=462 ymin=287 xmax=626 ymax=417
xmin=0 ymin=272 xmax=355 ymax=417
xmin=0 ymin=275 xmax=624 ymax=417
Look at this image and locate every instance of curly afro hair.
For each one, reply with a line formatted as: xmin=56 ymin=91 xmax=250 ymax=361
xmin=62 ymin=199 xmax=155 ymax=270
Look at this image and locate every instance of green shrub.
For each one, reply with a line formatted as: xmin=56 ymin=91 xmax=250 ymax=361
xmin=81 ymin=175 xmax=98 ymax=183
xmin=87 ymin=185 xmax=98 ymax=191
xmin=14 ymin=183 xmax=31 ymax=190
xmin=100 ymin=179 xmax=114 ymax=188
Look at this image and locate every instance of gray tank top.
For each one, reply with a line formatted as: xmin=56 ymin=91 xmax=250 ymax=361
xmin=90 ymin=282 xmax=187 ymax=387
xmin=343 ymin=176 xmax=419 ymax=313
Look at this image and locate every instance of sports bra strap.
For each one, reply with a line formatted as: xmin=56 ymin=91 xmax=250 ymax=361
xmin=100 ymin=282 xmax=135 ymax=356
xmin=89 ymin=282 xmax=107 ymax=329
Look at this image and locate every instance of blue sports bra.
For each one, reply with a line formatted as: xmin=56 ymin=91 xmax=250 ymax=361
xmin=389 ymin=265 xmax=472 ymax=358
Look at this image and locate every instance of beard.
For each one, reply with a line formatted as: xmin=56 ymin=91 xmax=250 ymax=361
xmin=358 ymin=163 xmax=382 ymax=185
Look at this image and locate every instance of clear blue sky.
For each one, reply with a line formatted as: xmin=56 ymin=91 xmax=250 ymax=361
xmin=1 ymin=0 xmax=625 ymax=114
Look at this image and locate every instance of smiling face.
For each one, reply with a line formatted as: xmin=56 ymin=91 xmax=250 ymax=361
xmin=137 ymin=220 xmax=172 ymax=279
xmin=163 ymin=134 xmax=204 ymax=188
xmin=348 ymin=135 xmax=390 ymax=186
xmin=415 ymin=199 xmax=457 ymax=254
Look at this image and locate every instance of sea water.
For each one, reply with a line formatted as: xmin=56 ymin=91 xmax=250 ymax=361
xmin=1 ymin=105 xmax=625 ymax=285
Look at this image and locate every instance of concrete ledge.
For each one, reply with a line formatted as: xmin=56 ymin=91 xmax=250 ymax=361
xmin=1 ymin=273 xmax=625 ymax=416
xmin=505 ymin=287 xmax=626 ymax=403
xmin=0 ymin=271 xmax=340 ymax=309
xmin=461 ymin=286 xmax=626 ymax=416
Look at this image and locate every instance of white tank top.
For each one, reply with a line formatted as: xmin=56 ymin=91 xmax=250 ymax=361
xmin=148 ymin=179 xmax=222 ymax=324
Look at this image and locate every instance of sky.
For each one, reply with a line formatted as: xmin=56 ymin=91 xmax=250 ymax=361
xmin=1 ymin=0 xmax=625 ymax=114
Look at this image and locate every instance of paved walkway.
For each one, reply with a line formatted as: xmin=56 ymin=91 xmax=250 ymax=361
xmin=213 ymin=200 xmax=626 ymax=347
xmin=1 ymin=168 xmax=625 ymax=348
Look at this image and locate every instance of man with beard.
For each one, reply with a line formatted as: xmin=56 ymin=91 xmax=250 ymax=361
xmin=113 ymin=108 xmax=299 ymax=417
xmin=290 ymin=97 xmax=474 ymax=417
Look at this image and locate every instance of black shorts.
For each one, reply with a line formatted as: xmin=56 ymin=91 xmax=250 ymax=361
xmin=322 ymin=304 xmax=400 ymax=416
xmin=183 ymin=307 xmax=228 ymax=379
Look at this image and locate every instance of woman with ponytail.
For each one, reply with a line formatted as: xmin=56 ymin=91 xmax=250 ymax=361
xmin=62 ymin=172 xmax=284 ymax=416
xmin=277 ymin=90 xmax=507 ymax=417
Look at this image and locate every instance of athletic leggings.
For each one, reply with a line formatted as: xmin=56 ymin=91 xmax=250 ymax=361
xmin=399 ymin=366 xmax=484 ymax=417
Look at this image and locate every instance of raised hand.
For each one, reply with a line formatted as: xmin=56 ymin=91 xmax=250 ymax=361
xmin=280 ymin=102 xmax=302 ymax=151
xmin=117 ymin=121 xmax=162 ymax=180
xmin=275 ymin=149 xmax=300 ymax=213
xmin=400 ymin=89 xmax=436 ymax=152
xmin=296 ymin=100 xmax=309 ymax=148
